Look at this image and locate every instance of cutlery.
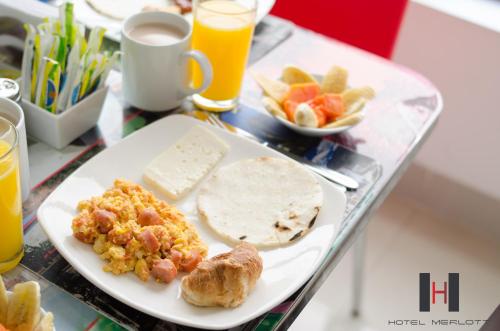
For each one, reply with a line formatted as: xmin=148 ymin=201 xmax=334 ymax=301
xmin=205 ymin=113 xmax=359 ymax=191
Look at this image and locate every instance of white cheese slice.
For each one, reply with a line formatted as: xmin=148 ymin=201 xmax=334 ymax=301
xmin=143 ymin=125 xmax=229 ymax=200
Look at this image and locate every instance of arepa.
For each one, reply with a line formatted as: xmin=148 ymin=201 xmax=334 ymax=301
xmin=197 ymin=157 xmax=323 ymax=248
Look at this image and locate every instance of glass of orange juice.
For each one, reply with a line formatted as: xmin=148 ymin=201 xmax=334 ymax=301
xmin=0 ymin=116 xmax=23 ymax=273
xmin=191 ymin=0 xmax=256 ymax=111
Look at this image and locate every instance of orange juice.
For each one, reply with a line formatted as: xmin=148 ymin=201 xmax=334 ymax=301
xmin=0 ymin=140 xmax=23 ymax=273
xmin=192 ymin=0 xmax=255 ymax=102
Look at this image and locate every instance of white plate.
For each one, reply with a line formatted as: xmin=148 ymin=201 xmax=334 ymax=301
xmin=73 ymin=0 xmax=276 ymax=41
xmin=37 ymin=115 xmax=346 ymax=329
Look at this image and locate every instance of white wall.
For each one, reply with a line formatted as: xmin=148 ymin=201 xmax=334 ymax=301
xmin=393 ymin=0 xmax=500 ymax=200
xmin=391 ymin=0 xmax=500 ymax=239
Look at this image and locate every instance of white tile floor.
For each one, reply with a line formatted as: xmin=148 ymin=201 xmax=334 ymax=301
xmin=290 ymin=193 xmax=500 ymax=331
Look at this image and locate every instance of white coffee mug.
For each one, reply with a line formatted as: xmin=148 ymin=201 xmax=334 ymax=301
xmin=0 ymin=98 xmax=30 ymax=201
xmin=122 ymin=12 xmax=213 ymax=111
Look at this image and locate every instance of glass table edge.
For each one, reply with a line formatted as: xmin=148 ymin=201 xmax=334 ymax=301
xmin=269 ymin=98 xmax=443 ymax=330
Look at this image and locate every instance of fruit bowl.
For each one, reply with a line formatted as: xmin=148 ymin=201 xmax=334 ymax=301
xmin=254 ymin=66 xmax=375 ymax=137
xmin=1 ymin=278 xmax=54 ymax=331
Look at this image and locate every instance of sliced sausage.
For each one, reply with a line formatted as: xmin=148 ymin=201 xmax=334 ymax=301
xmin=170 ymin=249 xmax=182 ymax=268
xmin=138 ymin=230 xmax=160 ymax=253
xmin=151 ymin=259 xmax=177 ymax=283
xmin=92 ymin=209 xmax=116 ymax=233
xmin=137 ymin=208 xmax=163 ymax=226
xmin=180 ymin=249 xmax=202 ymax=272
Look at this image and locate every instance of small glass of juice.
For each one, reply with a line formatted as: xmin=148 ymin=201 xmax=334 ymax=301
xmin=0 ymin=116 xmax=23 ymax=273
xmin=191 ymin=0 xmax=256 ymax=111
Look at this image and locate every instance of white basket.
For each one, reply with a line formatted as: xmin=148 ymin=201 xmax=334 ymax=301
xmin=22 ymin=86 xmax=108 ymax=149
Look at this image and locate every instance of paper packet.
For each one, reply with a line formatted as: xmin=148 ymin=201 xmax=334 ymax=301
xmin=35 ymin=57 xmax=61 ymax=113
xmin=38 ymin=17 xmax=62 ymax=35
xmin=65 ymin=58 xmax=86 ymax=109
xmin=22 ymin=2 xmax=113 ymax=113
xmin=60 ymin=2 xmax=76 ymax=49
xmin=56 ymin=37 xmax=80 ymax=113
xmin=21 ymin=24 xmax=36 ymax=99
xmin=92 ymin=51 xmax=120 ymax=92
xmin=30 ymin=33 xmax=55 ymax=102
xmin=87 ymin=27 xmax=106 ymax=55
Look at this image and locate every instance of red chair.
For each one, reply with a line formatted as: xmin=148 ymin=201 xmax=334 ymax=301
xmin=270 ymin=0 xmax=409 ymax=59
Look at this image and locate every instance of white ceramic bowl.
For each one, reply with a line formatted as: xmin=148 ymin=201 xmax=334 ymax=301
xmin=22 ymin=86 xmax=108 ymax=149
xmin=273 ymin=114 xmax=361 ymax=137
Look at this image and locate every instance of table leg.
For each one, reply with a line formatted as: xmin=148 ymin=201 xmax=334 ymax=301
xmin=352 ymin=231 xmax=366 ymax=317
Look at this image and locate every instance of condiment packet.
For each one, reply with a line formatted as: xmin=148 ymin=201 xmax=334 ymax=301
xmin=65 ymin=57 xmax=86 ymax=109
xmin=95 ymin=51 xmax=120 ymax=91
xmin=35 ymin=57 xmax=61 ymax=113
xmin=38 ymin=17 xmax=62 ymax=35
xmin=57 ymin=36 xmax=80 ymax=113
xmin=78 ymin=54 xmax=98 ymax=101
xmin=21 ymin=24 xmax=36 ymax=99
xmin=50 ymin=35 xmax=68 ymax=74
xmin=30 ymin=33 xmax=54 ymax=102
xmin=78 ymin=50 xmax=119 ymax=101
xmin=21 ymin=2 xmax=115 ymax=113
xmin=83 ymin=53 xmax=106 ymax=99
xmin=76 ymin=23 xmax=88 ymax=57
xmin=60 ymin=2 xmax=75 ymax=49
xmin=87 ymin=27 xmax=106 ymax=55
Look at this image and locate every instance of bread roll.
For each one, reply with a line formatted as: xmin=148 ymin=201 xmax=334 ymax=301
xmin=181 ymin=243 xmax=262 ymax=308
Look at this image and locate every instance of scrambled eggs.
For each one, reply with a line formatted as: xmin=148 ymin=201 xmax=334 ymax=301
xmin=72 ymin=179 xmax=207 ymax=283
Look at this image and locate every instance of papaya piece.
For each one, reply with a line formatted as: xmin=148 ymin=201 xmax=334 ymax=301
xmin=283 ymin=100 xmax=299 ymax=122
xmin=284 ymin=82 xmax=321 ymax=104
xmin=308 ymin=93 xmax=344 ymax=122
xmin=322 ymin=94 xmax=345 ymax=120
xmin=312 ymin=107 xmax=327 ymax=127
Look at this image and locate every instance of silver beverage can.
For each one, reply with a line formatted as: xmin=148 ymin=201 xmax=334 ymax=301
xmin=0 ymin=78 xmax=21 ymax=105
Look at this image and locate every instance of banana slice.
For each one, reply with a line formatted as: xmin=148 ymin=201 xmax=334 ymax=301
xmin=338 ymin=98 xmax=366 ymax=119
xmin=281 ymin=65 xmax=317 ymax=85
xmin=341 ymin=86 xmax=375 ymax=109
xmin=35 ymin=312 xmax=54 ymax=331
xmin=262 ymin=97 xmax=287 ymax=119
xmin=323 ymin=112 xmax=364 ymax=129
xmin=321 ymin=66 xmax=348 ymax=93
xmin=0 ymin=276 xmax=7 ymax=324
xmin=6 ymin=281 xmax=41 ymax=331
xmin=294 ymin=103 xmax=318 ymax=128
xmin=253 ymin=73 xmax=290 ymax=103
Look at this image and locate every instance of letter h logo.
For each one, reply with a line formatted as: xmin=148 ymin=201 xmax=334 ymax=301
xmin=419 ymin=273 xmax=459 ymax=312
